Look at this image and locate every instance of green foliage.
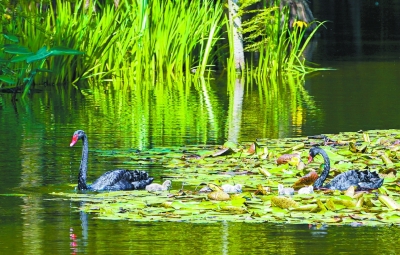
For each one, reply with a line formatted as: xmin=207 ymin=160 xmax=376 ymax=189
xmin=50 ymin=0 xmax=224 ymax=86
xmin=0 ymin=0 xmax=224 ymax=90
xmin=238 ymin=0 xmax=328 ymax=78
xmin=0 ymin=0 xmax=327 ymax=93
xmin=0 ymin=30 xmax=83 ymax=97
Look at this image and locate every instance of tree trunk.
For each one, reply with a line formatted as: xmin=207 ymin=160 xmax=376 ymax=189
xmin=228 ymin=0 xmax=245 ymax=72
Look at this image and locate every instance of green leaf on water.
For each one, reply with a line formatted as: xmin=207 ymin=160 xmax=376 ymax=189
xmin=53 ymin=129 xmax=400 ymax=225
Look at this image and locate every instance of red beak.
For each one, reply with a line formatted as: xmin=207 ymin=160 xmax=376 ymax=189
xmin=70 ymin=134 xmax=78 ymax=147
xmin=308 ymin=155 xmax=313 ymax=164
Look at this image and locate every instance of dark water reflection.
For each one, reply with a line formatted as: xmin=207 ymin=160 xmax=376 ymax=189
xmin=2 ymin=193 xmax=400 ymax=255
xmin=2 ymin=1 xmax=400 ymax=254
xmin=303 ymin=0 xmax=400 ymax=137
xmin=0 ymin=81 xmax=399 ymax=254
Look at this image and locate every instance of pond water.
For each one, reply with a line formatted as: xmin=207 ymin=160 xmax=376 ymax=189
xmin=1 ymin=1 xmax=400 ymax=254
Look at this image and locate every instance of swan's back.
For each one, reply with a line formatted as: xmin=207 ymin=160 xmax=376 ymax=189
xmin=324 ymin=170 xmax=383 ymax=191
xmin=90 ymin=169 xmax=154 ymax=191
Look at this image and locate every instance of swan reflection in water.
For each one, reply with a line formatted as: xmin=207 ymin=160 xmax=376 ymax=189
xmin=70 ymin=202 xmax=89 ymax=254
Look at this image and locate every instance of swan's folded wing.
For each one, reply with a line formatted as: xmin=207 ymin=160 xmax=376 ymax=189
xmin=90 ymin=169 xmax=153 ymax=191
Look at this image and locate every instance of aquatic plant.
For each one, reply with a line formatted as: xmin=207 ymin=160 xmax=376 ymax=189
xmin=0 ymin=2 xmax=84 ymax=98
xmin=0 ymin=0 xmax=224 ymax=89
xmin=0 ymin=36 xmax=83 ymax=98
xmin=0 ymin=0 xmax=326 ymax=92
xmin=239 ymin=0 xmax=328 ymax=78
xmin=52 ymin=129 xmax=400 ymax=226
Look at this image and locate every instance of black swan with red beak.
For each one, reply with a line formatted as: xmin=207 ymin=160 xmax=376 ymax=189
xmin=70 ymin=130 xmax=153 ymax=191
xmin=308 ymin=147 xmax=384 ymax=191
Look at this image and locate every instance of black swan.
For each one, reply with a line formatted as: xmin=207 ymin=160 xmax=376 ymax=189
xmin=308 ymin=147 xmax=384 ymax=191
xmin=70 ymin=130 xmax=154 ymax=191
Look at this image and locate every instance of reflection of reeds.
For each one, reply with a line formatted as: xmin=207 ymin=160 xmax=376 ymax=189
xmin=239 ymin=74 xmax=321 ymax=139
xmin=86 ymin=78 xmax=225 ymax=148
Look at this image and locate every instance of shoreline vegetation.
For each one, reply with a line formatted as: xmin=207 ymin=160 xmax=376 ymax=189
xmin=0 ymin=0 xmax=326 ymax=97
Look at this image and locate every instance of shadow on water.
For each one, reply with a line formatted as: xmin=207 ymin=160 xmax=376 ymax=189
xmin=4 ymin=193 xmax=400 ymax=255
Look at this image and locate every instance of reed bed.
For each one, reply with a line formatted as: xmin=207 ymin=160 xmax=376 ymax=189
xmin=0 ymin=0 xmax=324 ymax=92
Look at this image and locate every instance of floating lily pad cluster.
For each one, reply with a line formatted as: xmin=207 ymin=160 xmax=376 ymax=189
xmin=52 ymin=130 xmax=400 ymax=225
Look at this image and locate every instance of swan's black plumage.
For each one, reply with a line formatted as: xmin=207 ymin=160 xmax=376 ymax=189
xmin=308 ymin=147 xmax=383 ymax=191
xmin=70 ymin=130 xmax=153 ymax=191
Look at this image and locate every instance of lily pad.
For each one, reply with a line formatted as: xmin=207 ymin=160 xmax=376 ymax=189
xmin=52 ymin=129 xmax=400 ymax=226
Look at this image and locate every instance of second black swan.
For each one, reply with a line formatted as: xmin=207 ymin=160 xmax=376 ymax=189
xmin=308 ymin=147 xmax=384 ymax=191
xmin=70 ymin=130 xmax=154 ymax=191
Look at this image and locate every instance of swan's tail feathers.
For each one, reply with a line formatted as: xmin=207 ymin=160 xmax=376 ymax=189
xmin=128 ymin=170 xmax=154 ymax=190
xmin=131 ymin=177 xmax=154 ymax=190
xmin=129 ymin=170 xmax=151 ymax=181
xmin=358 ymin=170 xmax=384 ymax=190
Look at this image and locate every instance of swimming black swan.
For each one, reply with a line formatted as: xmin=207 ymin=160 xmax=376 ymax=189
xmin=308 ymin=147 xmax=384 ymax=191
xmin=70 ymin=130 xmax=154 ymax=191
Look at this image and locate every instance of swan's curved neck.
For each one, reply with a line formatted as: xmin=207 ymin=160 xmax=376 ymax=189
xmin=78 ymin=134 xmax=88 ymax=190
xmin=313 ymin=149 xmax=330 ymax=188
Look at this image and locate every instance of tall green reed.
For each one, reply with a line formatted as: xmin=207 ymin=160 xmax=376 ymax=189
xmin=238 ymin=0 xmax=326 ymax=80
xmin=1 ymin=0 xmax=225 ymax=89
xmin=1 ymin=0 xmax=326 ymax=94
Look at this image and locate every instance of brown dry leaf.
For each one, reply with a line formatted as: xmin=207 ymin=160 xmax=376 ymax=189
xmin=292 ymin=171 xmax=319 ymax=189
xmin=271 ymin=196 xmax=298 ymax=209
xmin=276 ymin=153 xmax=300 ymax=165
xmin=208 ymin=191 xmax=230 ymax=201
xmin=248 ymin=142 xmax=256 ymax=154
